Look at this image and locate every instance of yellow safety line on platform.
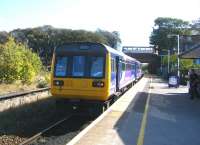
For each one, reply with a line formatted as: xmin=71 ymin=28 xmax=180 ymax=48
xmin=137 ymin=78 xmax=152 ymax=145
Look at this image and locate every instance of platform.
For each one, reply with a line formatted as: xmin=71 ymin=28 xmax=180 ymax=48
xmin=67 ymin=77 xmax=200 ymax=145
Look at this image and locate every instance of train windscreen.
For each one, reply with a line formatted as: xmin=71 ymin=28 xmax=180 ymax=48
xmin=54 ymin=55 xmax=105 ymax=78
xmin=90 ymin=57 xmax=104 ymax=77
xmin=72 ymin=56 xmax=85 ymax=77
xmin=54 ymin=56 xmax=68 ymax=77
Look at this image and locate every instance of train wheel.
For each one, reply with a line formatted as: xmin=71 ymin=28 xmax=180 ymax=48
xmin=109 ymin=97 xmax=115 ymax=106
xmin=97 ymin=104 xmax=106 ymax=115
xmin=88 ymin=103 xmax=107 ymax=118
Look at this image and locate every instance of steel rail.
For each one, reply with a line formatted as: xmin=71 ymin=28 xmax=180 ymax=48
xmin=19 ymin=115 xmax=73 ymax=145
xmin=0 ymin=87 xmax=50 ymax=101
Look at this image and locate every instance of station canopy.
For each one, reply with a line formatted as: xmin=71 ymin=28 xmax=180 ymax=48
xmin=180 ymin=45 xmax=200 ymax=59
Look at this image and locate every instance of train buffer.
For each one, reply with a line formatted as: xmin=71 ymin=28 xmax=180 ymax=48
xmin=67 ymin=76 xmax=200 ymax=145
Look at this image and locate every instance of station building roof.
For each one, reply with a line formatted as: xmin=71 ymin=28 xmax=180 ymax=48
xmin=180 ymin=44 xmax=200 ymax=59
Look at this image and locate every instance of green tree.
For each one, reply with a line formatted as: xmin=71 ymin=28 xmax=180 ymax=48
xmin=0 ymin=31 xmax=8 ymax=43
xmin=0 ymin=37 xmax=42 ymax=83
xmin=150 ymin=17 xmax=190 ymax=52
xmin=163 ymin=55 xmax=193 ymax=72
xmin=191 ymin=18 xmax=200 ymax=34
xmin=9 ymin=26 xmax=114 ymax=65
xmin=191 ymin=18 xmax=200 ymax=32
xmin=96 ymin=29 xmax=121 ymax=49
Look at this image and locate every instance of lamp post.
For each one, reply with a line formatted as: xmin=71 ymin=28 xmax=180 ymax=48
xmin=168 ymin=49 xmax=170 ymax=74
xmin=167 ymin=34 xmax=180 ymax=77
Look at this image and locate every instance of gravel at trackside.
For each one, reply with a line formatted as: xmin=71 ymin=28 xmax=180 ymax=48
xmin=0 ymin=97 xmax=67 ymax=145
xmin=31 ymin=116 xmax=93 ymax=145
xmin=0 ymin=96 xmax=95 ymax=145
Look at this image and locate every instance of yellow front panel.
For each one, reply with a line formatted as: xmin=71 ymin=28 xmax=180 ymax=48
xmin=51 ymin=54 xmax=111 ymax=101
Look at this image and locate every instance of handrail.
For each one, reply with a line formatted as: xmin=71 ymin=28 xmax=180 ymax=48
xmin=122 ymin=47 xmax=155 ymax=54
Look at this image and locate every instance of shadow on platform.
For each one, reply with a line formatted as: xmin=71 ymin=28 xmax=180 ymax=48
xmin=113 ymin=89 xmax=200 ymax=145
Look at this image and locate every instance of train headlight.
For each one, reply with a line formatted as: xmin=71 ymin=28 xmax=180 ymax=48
xmin=53 ymin=80 xmax=64 ymax=86
xmin=92 ymin=81 xmax=104 ymax=88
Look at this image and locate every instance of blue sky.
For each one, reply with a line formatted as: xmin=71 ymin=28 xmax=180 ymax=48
xmin=0 ymin=0 xmax=200 ymax=45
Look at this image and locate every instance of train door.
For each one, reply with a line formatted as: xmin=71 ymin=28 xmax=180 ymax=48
xmin=116 ymin=56 xmax=123 ymax=92
xmin=135 ymin=62 xmax=138 ymax=79
xmin=110 ymin=57 xmax=117 ymax=94
xmin=116 ymin=56 xmax=120 ymax=92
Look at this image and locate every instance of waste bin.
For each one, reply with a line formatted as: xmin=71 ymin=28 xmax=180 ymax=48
xmin=168 ymin=75 xmax=179 ymax=88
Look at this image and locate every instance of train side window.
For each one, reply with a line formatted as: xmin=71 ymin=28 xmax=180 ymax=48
xmin=90 ymin=57 xmax=104 ymax=77
xmin=111 ymin=58 xmax=115 ymax=72
xmin=132 ymin=63 xmax=136 ymax=70
xmin=122 ymin=62 xmax=126 ymax=71
xmin=126 ymin=63 xmax=130 ymax=71
xmin=72 ymin=56 xmax=85 ymax=77
xmin=55 ymin=57 xmax=68 ymax=77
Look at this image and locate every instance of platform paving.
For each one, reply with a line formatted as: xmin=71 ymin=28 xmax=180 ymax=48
xmin=144 ymin=78 xmax=200 ymax=145
xmin=67 ymin=77 xmax=200 ymax=145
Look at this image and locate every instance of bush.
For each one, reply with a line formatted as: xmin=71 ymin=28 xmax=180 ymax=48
xmin=142 ymin=64 xmax=149 ymax=74
xmin=44 ymin=72 xmax=50 ymax=84
xmin=162 ymin=54 xmax=193 ymax=71
xmin=36 ymin=78 xmax=49 ymax=88
xmin=36 ymin=71 xmax=50 ymax=88
xmin=0 ymin=37 xmax=42 ymax=84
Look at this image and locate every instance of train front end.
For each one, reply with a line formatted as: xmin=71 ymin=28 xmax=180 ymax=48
xmin=50 ymin=42 xmax=111 ymax=101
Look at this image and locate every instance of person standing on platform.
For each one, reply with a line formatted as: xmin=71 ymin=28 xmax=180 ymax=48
xmin=189 ymin=69 xmax=198 ymax=99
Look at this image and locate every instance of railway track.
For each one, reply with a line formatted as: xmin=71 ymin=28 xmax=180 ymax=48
xmin=13 ymin=86 xmax=130 ymax=145
xmin=0 ymin=87 xmax=50 ymax=101
xmin=0 ymin=78 xmax=143 ymax=145
xmin=19 ymin=115 xmax=73 ymax=145
xmin=19 ymin=113 xmax=93 ymax=145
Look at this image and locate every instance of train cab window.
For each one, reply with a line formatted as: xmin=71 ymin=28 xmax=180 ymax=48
xmin=55 ymin=57 xmax=68 ymax=77
xmin=72 ymin=56 xmax=85 ymax=77
xmin=90 ymin=57 xmax=104 ymax=77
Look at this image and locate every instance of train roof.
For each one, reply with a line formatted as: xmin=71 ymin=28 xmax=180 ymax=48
xmin=55 ymin=42 xmax=139 ymax=62
xmin=101 ymin=44 xmax=137 ymax=62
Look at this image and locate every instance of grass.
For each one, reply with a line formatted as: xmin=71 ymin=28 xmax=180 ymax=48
xmin=0 ymin=71 xmax=50 ymax=96
xmin=0 ymin=82 xmax=37 ymax=96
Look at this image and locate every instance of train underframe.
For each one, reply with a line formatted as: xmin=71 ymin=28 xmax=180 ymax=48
xmin=55 ymin=78 xmax=142 ymax=117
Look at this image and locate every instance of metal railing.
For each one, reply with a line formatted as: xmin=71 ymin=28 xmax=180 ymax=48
xmin=122 ymin=47 xmax=155 ymax=54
